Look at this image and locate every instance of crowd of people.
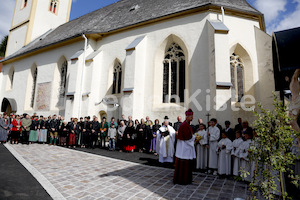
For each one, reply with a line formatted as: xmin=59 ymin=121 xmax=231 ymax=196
xmin=0 ymin=113 xmax=171 ymax=153
xmin=0 ymin=111 xmax=258 ymax=183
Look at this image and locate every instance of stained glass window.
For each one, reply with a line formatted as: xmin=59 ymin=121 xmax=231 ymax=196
xmin=11 ymin=70 xmax=14 ymax=88
xmin=112 ymin=63 xmax=122 ymax=94
xmin=230 ymin=54 xmax=244 ymax=102
xmin=8 ymin=67 xmax=14 ymax=89
xmin=50 ymin=0 xmax=58 ymax=13
xmin=59 ymin=60 xmax=67 ymax=97
xmin=30 ymin=67 xmax=37 ymax=108
xmin=163 ymin=43 xmax=185 ymax=103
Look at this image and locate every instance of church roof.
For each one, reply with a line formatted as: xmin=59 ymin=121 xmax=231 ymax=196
xmin=3 ymin=0 xmax=262 ymax=63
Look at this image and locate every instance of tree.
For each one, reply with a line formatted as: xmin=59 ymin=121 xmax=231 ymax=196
xmin=0 ymin=35 xmax=8 ymax=57
xmin=245 ymin=93 xmax=300 ymax=200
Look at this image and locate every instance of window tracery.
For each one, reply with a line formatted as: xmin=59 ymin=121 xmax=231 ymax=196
xmin=163 ymin=43 xmax=185 ymax=103
xmin=112 ymin=62 xmax=122 ymax=94
xmin=230 ymin=53 xmax=244 ymax=102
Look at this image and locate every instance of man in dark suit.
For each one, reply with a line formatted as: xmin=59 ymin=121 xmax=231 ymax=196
xmin=49 ymin=114 xmax=59 ymax=145
xmin=173 ymin=116 xmax=182 ymax=133
xmin=223 ymin=121 xmax=235 ymax=141
xmin=91 ymin=117 xmax=100 ymax=149
xmin=234 ymin=117 xmax=243 ymax=131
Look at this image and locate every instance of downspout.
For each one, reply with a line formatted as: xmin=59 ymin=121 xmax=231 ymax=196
xmin=78 ymin=34 xmax=87 ymax=117
xmin=221 ymin=7 xmax=225 ymax=23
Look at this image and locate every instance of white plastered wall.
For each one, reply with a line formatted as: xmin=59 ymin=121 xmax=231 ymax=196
xmin=6 ymin=0 xmax=32 ymax=57
xmin=6 ymin=25 xmax=28 ymax=57
xmin=210 ymin=12 xmax=261 ymax=125
xmin=0 ymin=41 xmax=84 ymax=117
xmin=0 ymin=10 xmax=271 ymax=125
xmin=254 ymin=27 xmax=275 ymax=110
xmin=31 ymin=0 xmax=71 ymax=41
xmin=24 ymin=64 xmax=37 ymax=111
xmin=11 ymin=0 xmax=32 ymax=27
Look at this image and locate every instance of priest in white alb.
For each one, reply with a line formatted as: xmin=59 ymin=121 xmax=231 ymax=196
xmin=156 ymin=117 xmax=176 ymax=163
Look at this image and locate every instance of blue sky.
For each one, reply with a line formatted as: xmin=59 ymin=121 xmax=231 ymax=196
xmin=1 ymin=0 xmax=300 ymax=41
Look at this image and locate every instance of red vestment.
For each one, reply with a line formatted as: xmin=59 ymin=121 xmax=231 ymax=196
xmin=177 ymin=121 xmax=193 ymax=141
xmin=174 ymin=120 xmax=194 ymax=185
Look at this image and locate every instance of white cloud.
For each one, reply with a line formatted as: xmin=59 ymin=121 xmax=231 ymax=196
xmin=273 ymin=0 xmax=300 ymax=31
xmin=254 ymin=0 xmax=287 ymax=23
xmin=0 ymin=0 xmax=15 ymax=40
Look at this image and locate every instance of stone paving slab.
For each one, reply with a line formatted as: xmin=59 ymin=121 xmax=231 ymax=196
xmin=4 ymin=144 xmax=252 ymax=200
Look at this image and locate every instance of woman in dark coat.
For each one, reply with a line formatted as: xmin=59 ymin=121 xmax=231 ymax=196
xmin=60 ymin=121 xmax=68 ymax=146
xmin=144 ymin=120 xmax=154 ymax=153
xmin=151 ymin=119 xmax=161 ymax=153
xmin=0 ymin=113 xmax=10 ymax=143
xmin=136 ymin=119 xmax=146 ymax=152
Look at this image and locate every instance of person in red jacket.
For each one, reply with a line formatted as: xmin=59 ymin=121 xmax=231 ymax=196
xmin=11 ymin=115 xmax=22 ymax=144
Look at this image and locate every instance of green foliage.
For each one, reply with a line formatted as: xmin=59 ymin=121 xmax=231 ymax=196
xmin=248 ymin=93 xmax=300 ymax=200
xmin=0 ymin=35 xmax=8 ymax=57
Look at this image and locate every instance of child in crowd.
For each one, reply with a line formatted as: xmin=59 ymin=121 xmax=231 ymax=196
xmin=208 ymin=118 xmax=220 ymax=175
xmin=239 ymin=131 xmax=252 ymax=181
xmin=195 ymin=123 xmax=208 ymax=170
xmin=108 ymin=123 xmax=117 ymax=151
xmin=217 ymin=131 xmax=233 ymax=176
xmin=231 ymin=130 xmax=243 ymax=176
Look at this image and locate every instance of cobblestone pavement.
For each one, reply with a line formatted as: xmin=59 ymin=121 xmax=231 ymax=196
xmin=5 ymin=144 xmax=251 ymax=200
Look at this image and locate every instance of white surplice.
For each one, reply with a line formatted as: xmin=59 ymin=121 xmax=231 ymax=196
xmin=217 ymin=138 xmax=233 ymax=175
xmin=175 ymin=135 xmax=196 ymax=160
xmin=231 ymin=137 xmax=243 ymax=176
xmin=239 ymin=139 xmax=251 ymax=181
xmin=195 ymin=130 xmax=208 ymax=169
xmin=208 ymin=126 xmax=220 ymax=169
xmin=156 ymin=125 xmax=176 ymax=163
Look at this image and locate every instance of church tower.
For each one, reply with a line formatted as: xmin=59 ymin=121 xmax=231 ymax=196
xmin=6 ymin=0 xmax=72 ymax=57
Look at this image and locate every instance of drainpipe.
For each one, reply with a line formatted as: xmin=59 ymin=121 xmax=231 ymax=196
xmin=78 ymin=34 xmax=87 ymax=118
xmin=221 ymin=7 xmax=225 ymax=23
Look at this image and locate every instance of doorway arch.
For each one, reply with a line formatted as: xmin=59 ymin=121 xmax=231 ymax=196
xmin=98 ymin=110 xmax=107 ymax=120
xmin=1 ymin=98 xmax=17 ymax=114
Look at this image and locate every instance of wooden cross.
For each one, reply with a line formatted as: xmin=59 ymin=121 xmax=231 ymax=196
xmin=206 ymin=113 xmax=211 ymax=124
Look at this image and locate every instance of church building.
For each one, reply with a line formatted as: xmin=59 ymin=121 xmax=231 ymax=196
xmin=0 ymin=0 xmax=275 ymax=124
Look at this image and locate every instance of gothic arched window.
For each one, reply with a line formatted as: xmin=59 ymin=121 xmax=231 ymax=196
xmin=112 ymin=62 xmax=122 ymax=94
xmin=30 ymin=67 xmax=38 ymax=108
xmin=49 ymin=0 xmax=58 ymax=13
xmin=163 ymin=43 xmax=185 ymax=103
xmin=230 ymin=53 xmax=244 ymax=102
xmin=7 ymin=66 xmax=15 ymax=90
xmin=24 ymin=0 xmax=28 ymax=8
xmin=59 ymin=60 xmax=67 ymax=97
